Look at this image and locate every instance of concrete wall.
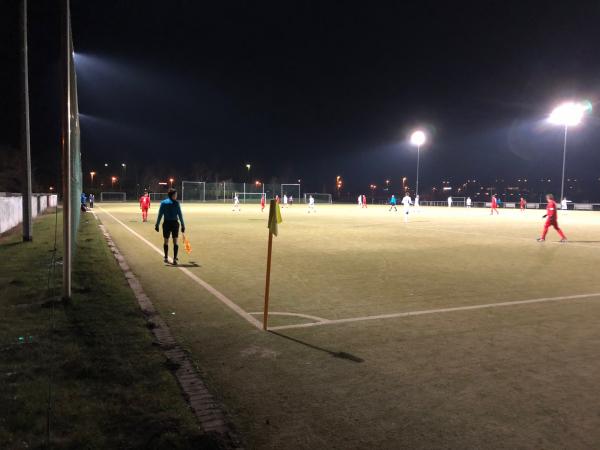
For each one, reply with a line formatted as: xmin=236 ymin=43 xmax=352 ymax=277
xmin=0 ymin=193 xmax=58 ymax=234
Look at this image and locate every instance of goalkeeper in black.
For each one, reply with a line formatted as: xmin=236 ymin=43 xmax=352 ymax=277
xmin=155 ymin=188 xmax=185 ymax=265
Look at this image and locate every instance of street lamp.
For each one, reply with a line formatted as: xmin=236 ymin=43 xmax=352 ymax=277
xmin=410 ymin=130 xmax=427 ymax=197
xmin=548 ymin=101 xmax=586 ymax=201
xmin=336 ymin=175 xmax=343 ymax=197
xmin=169 ymin=178 xmax=174 ymax=188
xmin=90 ymin=171 xmax=96 ymax=187
xmin=111 ymin=176 xmax=117 ymax=188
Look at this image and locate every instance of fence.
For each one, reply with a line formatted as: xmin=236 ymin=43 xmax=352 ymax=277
xmin=0 ymin=193 xmax=58 ymax=234
xmin=180 ymin=182 xmax=305 ymax=203
xmin=419 ymin=200 xmax=600 ymax=211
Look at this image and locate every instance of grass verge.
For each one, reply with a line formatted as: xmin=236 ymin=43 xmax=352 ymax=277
xmin=0 ymin=210 xmax=222 ymax=449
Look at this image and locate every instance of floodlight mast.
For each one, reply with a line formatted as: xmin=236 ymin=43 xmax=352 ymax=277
xmin=548 ymin=102 xmax=585 ymax=201
xmin=410 ymin=130 xmax=426 ymax=197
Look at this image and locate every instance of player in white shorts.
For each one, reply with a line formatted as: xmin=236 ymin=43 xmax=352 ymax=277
xmin=283 ymin=194 xmax=288 ymax=208
xmin=308 ymin=195 xmax=316 ymax=213
xmin=466 ymin=197 xmax=472 ymax=208
xmin=402 ymin=193 xmax=413 ymax=223
xmin=232 ymin=194 xmax=241 ymax=212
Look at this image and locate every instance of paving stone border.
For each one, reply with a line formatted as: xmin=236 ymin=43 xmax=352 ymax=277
xmin=96 ymin=220 xmax=241 ymax=448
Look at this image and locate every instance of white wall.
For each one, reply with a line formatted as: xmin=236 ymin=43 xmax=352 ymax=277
xmin=0 ymin=196 xmax=23 ymax=234
xmin=0 ymin=193 xmax=58 ymax=234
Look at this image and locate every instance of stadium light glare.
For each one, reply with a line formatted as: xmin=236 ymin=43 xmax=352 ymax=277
xmin=410 ymin=130 xmax=426 ymax=146
xmin=548 ymin=102 xmax=585 ymax=126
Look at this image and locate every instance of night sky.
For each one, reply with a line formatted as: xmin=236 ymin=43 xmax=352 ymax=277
xmin=2 ymin=1 xmax=600 ymax=196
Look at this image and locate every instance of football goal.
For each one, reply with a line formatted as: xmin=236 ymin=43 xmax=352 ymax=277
xmin=100 ymin=192 xmax=126 ymax=202
xmin=303 ymin=193 xmax=332 ymax=204
xmin=449 ymin=196 xmax=466 ymax=206
xmin=234 ymin=192 xmax=265 ymax=203
xmin=281 ymin=183 xmax=301 ymax=201
xmin=181 ymin=181 xmax=206 ymax=202
xmin=148 ymin=192 xmax=168 ymax=202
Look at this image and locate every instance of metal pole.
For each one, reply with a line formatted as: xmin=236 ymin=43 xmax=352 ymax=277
xmin=20 ymin=0 xmax=33 ymax=241
xmin=61 ymin=0 xmax=72 ymax=299
xmin=560 ymin=125 xmax=568 ymax=202
xmin=416 ymin=145 xmax=420 ymax=198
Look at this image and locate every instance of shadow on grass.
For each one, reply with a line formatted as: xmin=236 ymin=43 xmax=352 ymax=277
xmin=165 ymin=262 xmax=200 ymax=268
xmin=269 ymin=331 xmax=364 ymax=363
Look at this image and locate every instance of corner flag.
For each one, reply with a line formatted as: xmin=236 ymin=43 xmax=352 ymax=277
xmin=267 ymin=199 xmax=282 ymax=236
xmin=264 ymin=199 xmax=282 ymax=330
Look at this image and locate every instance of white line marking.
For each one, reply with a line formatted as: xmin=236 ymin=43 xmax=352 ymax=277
xmin=248 ymin=311 xmax=329 ymax=323
xmin=97 ymin=207 xmax=262 ymax=330
xmin=268 ymin=292 xmax=600 ymax=331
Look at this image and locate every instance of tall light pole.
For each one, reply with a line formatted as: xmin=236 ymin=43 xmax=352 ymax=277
xmin=90 ymin=171 xmax=95 ymax=188
xmin=410 ymin=130 xmax=426 ymax=197
xmin=548 ymin=102 xmax=586 ymax=201
xmin=20 ymin=0 xmax=33 ymax=242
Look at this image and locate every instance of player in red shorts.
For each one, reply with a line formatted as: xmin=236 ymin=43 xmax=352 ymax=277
xmin=362 ymin=194 xmax=367 ymax=208
xmin=490 ymin=194 xmax=499 ymax=215
xmin=260 ymin=193 xmax=266 ymax=212
xmin=537 ymin=194 xmax=567 ymax=242
xmin=519 ymin=196 xmax=526 ymax=212
xmin=139 ymin=191 xmax=151 ymax=222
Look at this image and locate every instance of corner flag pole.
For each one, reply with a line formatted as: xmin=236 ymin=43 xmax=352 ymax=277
xmin=263 ymin=199 xmax=282 ymax=330
xmin=263 ymin=230 xmax=273 ymax=330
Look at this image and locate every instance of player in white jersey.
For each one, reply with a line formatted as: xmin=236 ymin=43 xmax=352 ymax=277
xmin=232 ymin=194 xmax=241 ymax=212
xmin=466 ymin=197 xmax=472 ymax=208
xmin=283 ymin=194 xmax=288 ymax=208
xmin=289 ymin=195 xmax=293 ymax=206
xmin=447 ymin=196 xmax=453 ymax=207
xmin=561 ymin=198 xmax=568 ymax=210
xmin=402 ymin=193 xmax=413 ymax=223
xmin=308 ymin=195 xmax=316 ymax=213
xmin=357 ymin=194 xmax=362 ymax=207
xmin=414 ymin=195 xmax=420 ymax=212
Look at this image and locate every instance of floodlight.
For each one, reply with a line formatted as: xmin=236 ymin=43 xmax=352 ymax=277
xmin=548 ymin=102 xmax=585 ymax=126
xmin=547 ymin=100 xmax=587 ymax=201
xmin=410 ymin=130 xmax=426 ymax=146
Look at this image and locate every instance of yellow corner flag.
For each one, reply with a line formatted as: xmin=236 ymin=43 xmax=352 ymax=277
xmin=267 ymin=199 xmax=282 ymax=236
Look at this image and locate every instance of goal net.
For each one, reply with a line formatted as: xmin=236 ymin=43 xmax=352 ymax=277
xmin=100 ymin=192 xmax=127 ymax=202
xmin=281 ymin=184 xmax=301 ymax=201
xmin=148 ymin=192 xmax=168 ymax=202
xmin=303 ymin=193 xmax=332 ymax=204
xmin=234 ymin=192 xmax=265 ymax=203
xmin=181 ymin=181 xmax=206 ymax=202
xmin=450 ymin=196 xmax=466 ymax=206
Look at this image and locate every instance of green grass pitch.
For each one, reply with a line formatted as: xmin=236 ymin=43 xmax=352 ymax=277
xmin=96 ymin=202 xmax=600 ymax=448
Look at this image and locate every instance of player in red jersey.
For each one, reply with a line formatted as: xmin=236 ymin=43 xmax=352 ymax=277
xmin=139 ymin=191 xmax=151 ymax=222
xmin=260 ymin=193 xmax=266 ymax=212
xmin=519 ymin=196 xmax=526 ymax=212
xmin=537 ymin=194 xmax=567 ymax=242
xmin=275 ymin=194 xmax=280 ymax=205
xmin=362 ymin=194 xmax=367 ymax=208
xmin=490 ymin=194 xmax=499 ymax=215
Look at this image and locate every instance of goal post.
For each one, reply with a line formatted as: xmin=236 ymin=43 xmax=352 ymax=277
xmin=234 ymin=192 xmax=266 ymax=203
xmin=450 ymin=196 xmax=466 ymax=206
xmin=148 ymin=192 xmax=168 ymax=202
xmin=303 ymin=193 xmax=332 ymax=204
xmin=99 ymin=192 xmax=126 ymax=202
xmin=181 ymin=180 xmax=206 ymax=202
xmin=281 ymin=184 xmax=301 ymax=201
